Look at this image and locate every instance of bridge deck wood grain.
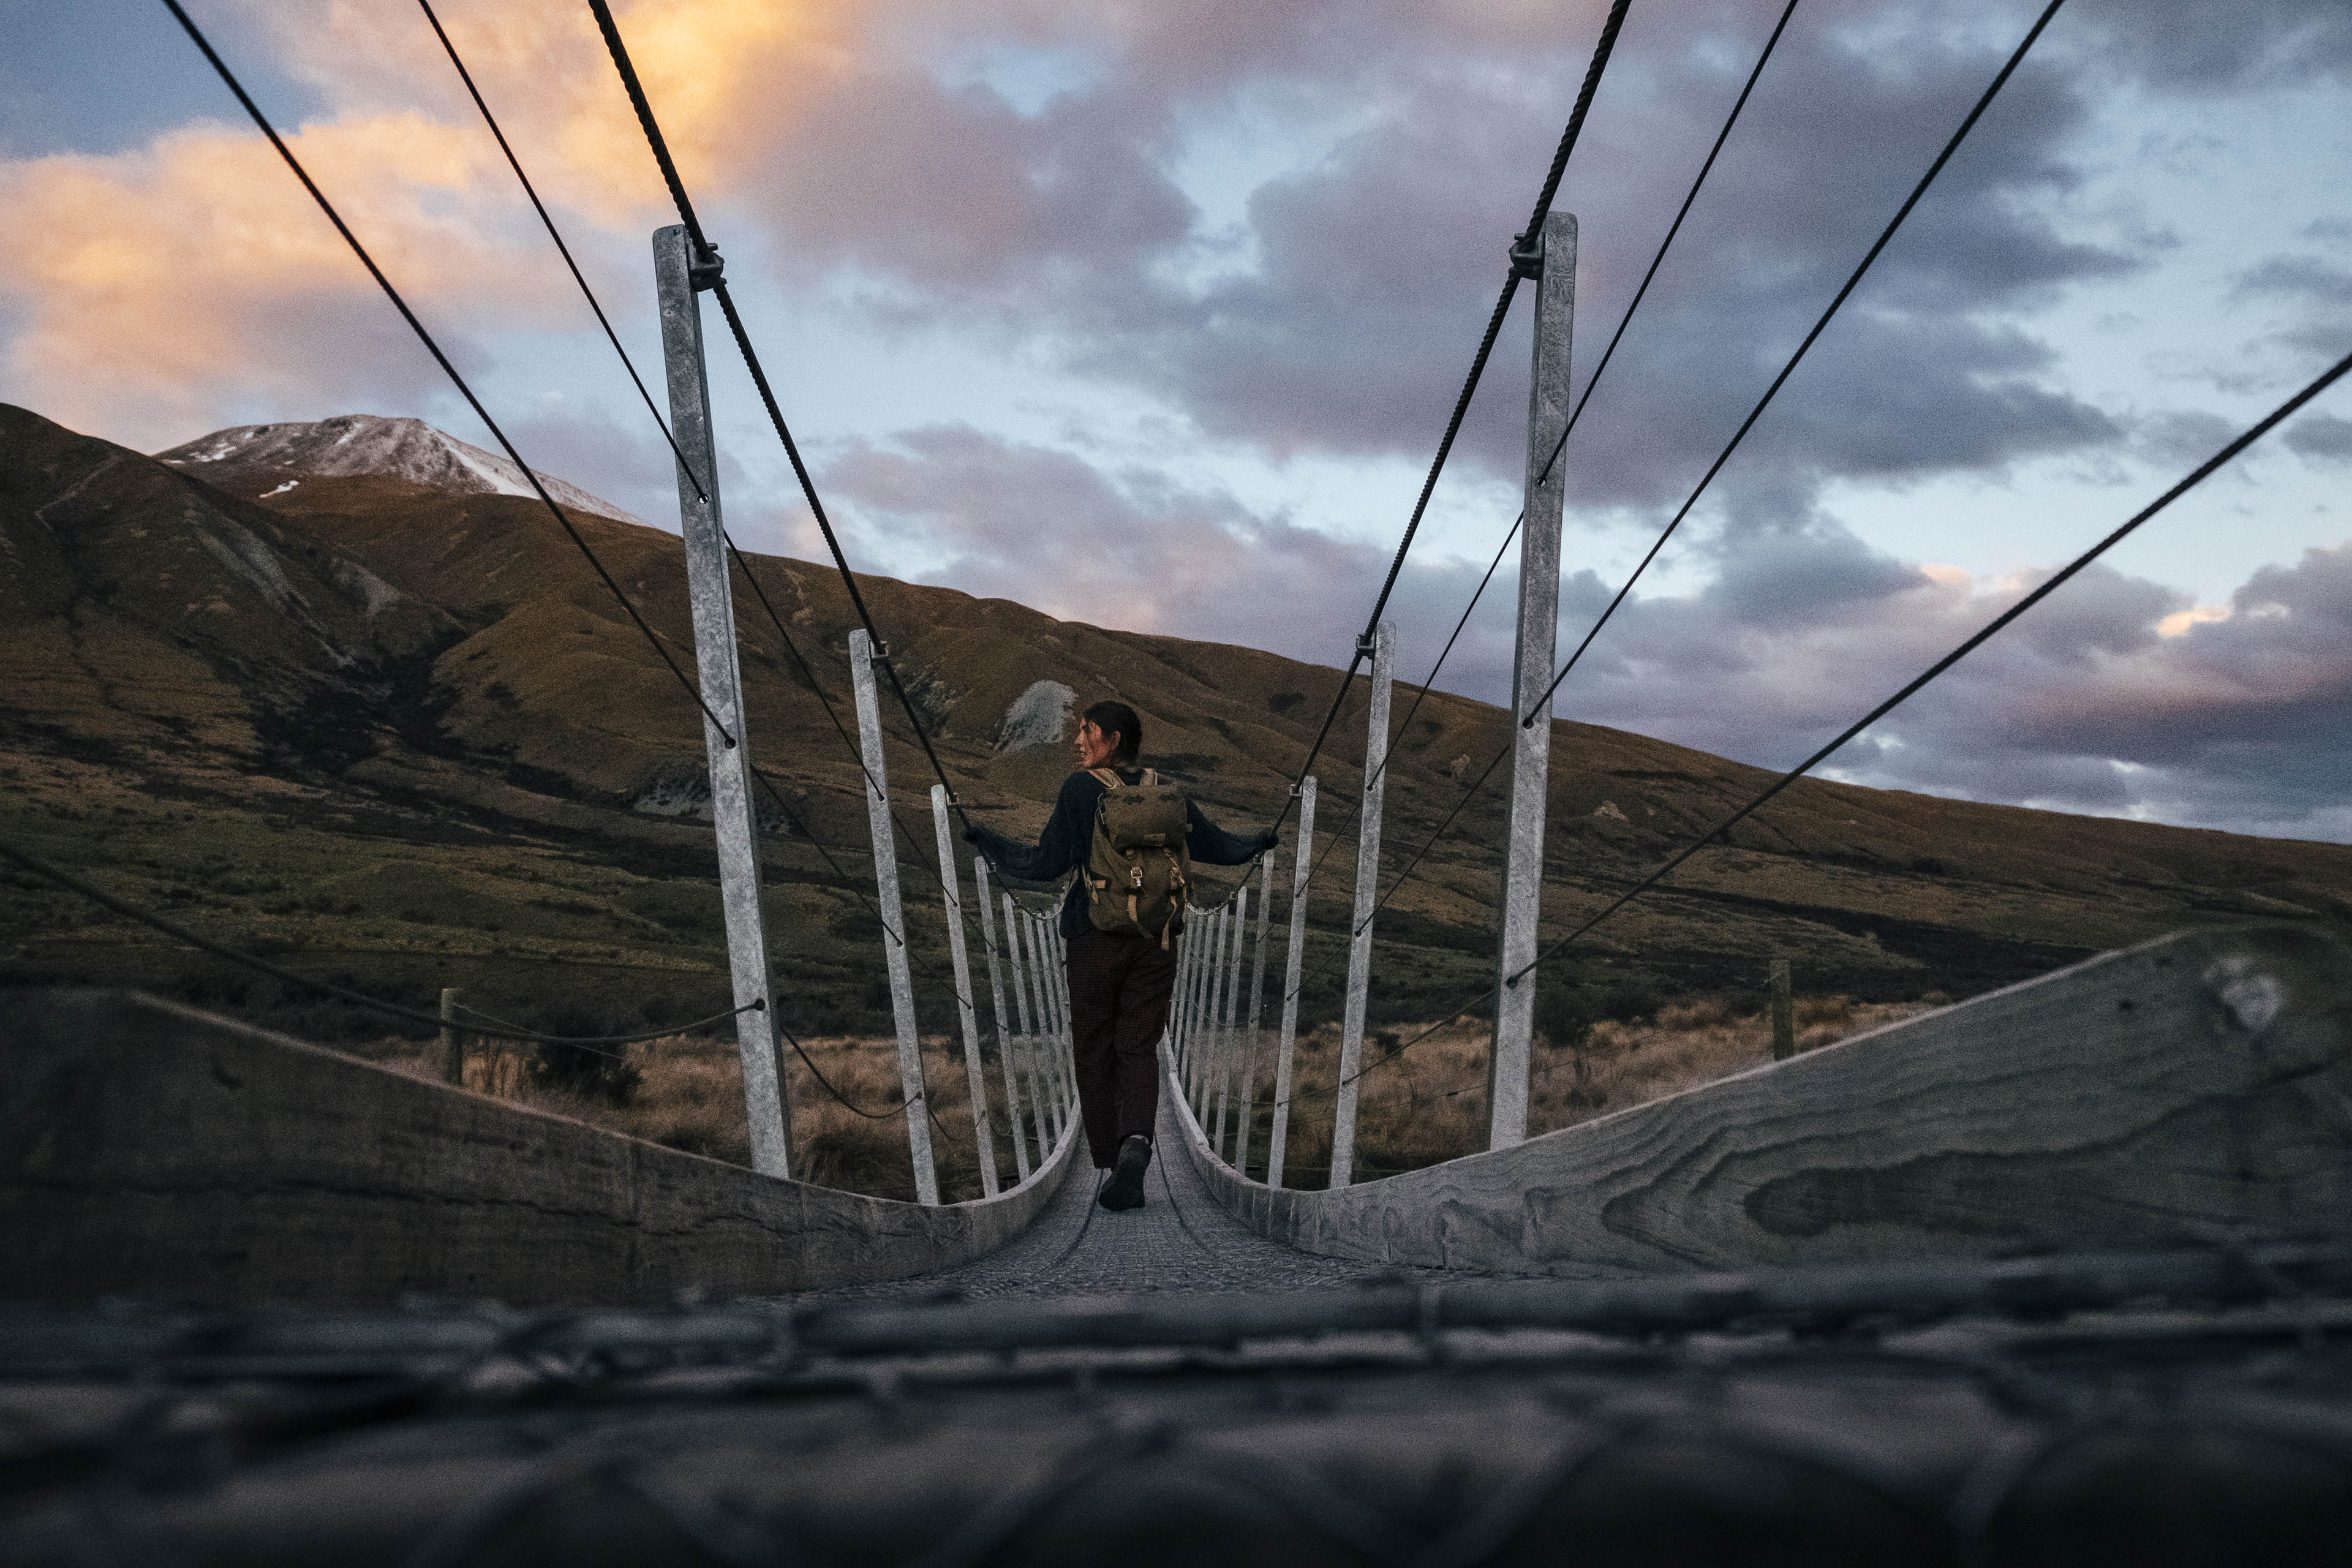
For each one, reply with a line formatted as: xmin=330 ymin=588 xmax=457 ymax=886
xmin=0 ymin=990 xmax=1079 ymax=1306
xmin=1176 ymin=925 xmax=2352 ymax=1275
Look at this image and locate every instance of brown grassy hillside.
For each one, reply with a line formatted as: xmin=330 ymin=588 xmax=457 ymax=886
xmin=6 ymin=400 xmax=2349 ymax=1100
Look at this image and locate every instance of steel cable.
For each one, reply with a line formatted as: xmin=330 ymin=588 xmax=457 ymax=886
xmin=1283 ymin=339 xmax=2352 ymax=1105
xmin=1500 ymin=341 xmax=2352 ymax=988
xmin=1276 ymin=0 xmax=1634 ymax=831
xmin=159 ymin=0 xmax=737 ymax=752
xmin=582 ymin=0 xmax=1007 ymax=851
xmin=413 ymin=0 xmax=707 ymax=504
xmin=1362 ymin=0 xmax=1796 ymax=807
xmin=1349 ymin=0 xmax=1989 ymax=932
xmin=1518 ymin=0 xmax=2068 ymax=732
xmin=409 ymin=6 xmax=982 ymax=929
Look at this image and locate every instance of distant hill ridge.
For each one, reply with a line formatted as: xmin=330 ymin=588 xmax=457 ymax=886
xmin=156 ymin=414 xmax=644 ymax=527
xmin=6 ymin=400 xmax=2351 ymax=1020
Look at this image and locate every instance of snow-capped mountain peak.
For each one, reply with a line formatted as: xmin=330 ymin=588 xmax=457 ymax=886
xmin=156 ymin=415 xmax=646 ymax=526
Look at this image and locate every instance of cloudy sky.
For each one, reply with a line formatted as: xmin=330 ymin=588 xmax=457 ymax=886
xmin=4 ymin=0 xmax=2348 ymax=840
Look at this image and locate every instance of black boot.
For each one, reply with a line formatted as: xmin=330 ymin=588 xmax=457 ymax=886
xmin=1098 ymin=1134 xmax=1152 ymax=1210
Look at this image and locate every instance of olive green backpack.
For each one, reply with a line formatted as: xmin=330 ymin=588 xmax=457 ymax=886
xmin=1082 ymin=767 xmax=1191 ymax=946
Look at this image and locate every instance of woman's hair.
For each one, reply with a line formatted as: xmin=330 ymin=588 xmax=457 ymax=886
xmin=1082 ymin=699 xmax=1142 ymax=763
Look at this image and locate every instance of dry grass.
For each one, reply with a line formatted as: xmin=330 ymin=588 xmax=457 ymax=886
xmin=373 ymin=992 xmax=1931 ymax=1200
xmin=377 ymin=1030 xmax=1047 ymax=1205
xmin=1222 ymin=994 xmax=1934 ymax=1189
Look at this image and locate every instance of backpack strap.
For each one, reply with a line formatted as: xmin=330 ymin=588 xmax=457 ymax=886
xmin=1087 ymin=767 xmax=1123 ymax=789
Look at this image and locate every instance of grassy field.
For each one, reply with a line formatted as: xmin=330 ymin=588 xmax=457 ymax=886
xmin=358 ymin=990 xmax=1924 ymax=1199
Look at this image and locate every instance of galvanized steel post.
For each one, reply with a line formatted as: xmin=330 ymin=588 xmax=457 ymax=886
xmin=848 ymin=627 xmax=937 ymax=1204
xmin=930 ymin=786 xmax=998 ymax=1198
xmin=972 ymin=856 xmax=1030 ymax=1183
xmin=1490 ymin=209 xmax=1576 ymax=1152
xmin=1004 ymin=891 xmax=1053 ymax=1154
xmin=1207 ymin=900 xmax=1232 ymax=1156
xmin=1217 ymin=891 xmax=1250 ymax=1159
xmin=652 ymin=224 xmax=790 ymax=1179
xmin=1234 ymin=856 xmax=1274 ymax=1177
xmin=1267 ymin=777 xmax=1316 ymax=1189
xmin=1330 ymin=620 xmax=1395 ymax=1189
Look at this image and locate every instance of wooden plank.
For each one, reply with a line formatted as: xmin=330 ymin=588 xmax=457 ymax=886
xmin=0 ymin=990 xmax=1078 ymax=1306
xmin=1172 ymin=925 xmax=2352 ymax=1275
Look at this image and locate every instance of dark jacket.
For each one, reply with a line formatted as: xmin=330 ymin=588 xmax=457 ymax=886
xmin=969 ymin=766 xmax=1268 ymax=940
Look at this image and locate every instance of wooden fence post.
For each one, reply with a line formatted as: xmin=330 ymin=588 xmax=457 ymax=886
xmin=1771 ymin=956 xmax=1795 ymax=1061
xmin=436 ymin=987 xmax=466 ymax=1086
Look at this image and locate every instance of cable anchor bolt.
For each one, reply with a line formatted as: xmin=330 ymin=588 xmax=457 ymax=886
xmin=1508 ymin=230 xmax=1544 ymax=281
xmin=1355 ymin=631 xmax=1379 ymax=659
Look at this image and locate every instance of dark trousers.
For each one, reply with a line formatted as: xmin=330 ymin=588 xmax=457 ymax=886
xmin=1065 ymin=924 xmax=1178 ymax=1168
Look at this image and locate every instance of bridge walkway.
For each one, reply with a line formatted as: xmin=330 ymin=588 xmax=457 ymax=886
xmin=780 ymin=1096 xmax=1446 ymax=1305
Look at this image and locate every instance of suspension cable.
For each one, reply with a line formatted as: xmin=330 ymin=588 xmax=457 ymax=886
xmin=413 ymin=0 xmax=705 ymax=503
xmin=1352 ymin=0 xmax=1795 ymax=804
xmin=160 ymin=0 xmax=736 ymax=750
xmin=1287 ymin=345 xmax=2352 ymax=1110
xmin=583 ymin=0 xmax=991 ymax=842
xmin=1501 ymin=342 xmax=2352 ymax=988
xmin=1 ymin=837 xmax=761 ymax=1048
xmin=414 ymin=6 xmax=1020 ymax=921
xmin=1518 ymin=0 xmax=2068 ymax=732
xmin=1354 ymin=0 xmax=2016 ymax=929
xmin=1276 ymin=0 xmax=1634 ymax=828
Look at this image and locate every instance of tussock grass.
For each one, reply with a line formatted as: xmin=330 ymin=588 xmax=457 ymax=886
xmin=381 ymin=993 xmax=1921 ymax=1201
xmin=381 ymin=1030 xmax=1051 ymax=1205
xmin=1220 ymin=994 xmax=1931 ymax=1189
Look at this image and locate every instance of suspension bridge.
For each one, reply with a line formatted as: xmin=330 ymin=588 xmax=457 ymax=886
xmin=6 ymin=0 xmax=2352 ymax=1558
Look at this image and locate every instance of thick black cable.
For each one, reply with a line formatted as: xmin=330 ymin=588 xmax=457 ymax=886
xmin=723 ymin=544 xmax=1008 ymax=908
xmin=410 ymin=6 xmax=959 ymax=934
xmin=1520 ymin=0 xmax=2067 ymax=731
xmin=1539 ymin=0 xmax=1800 ymax=500
xmin=1332 ymin=0 xmax=1801 ymax=925
xmin=1298 ymin=344 xmax=2352 ymax=1105
xmin=1349 ymin=0 xmax=1802 ymax=925
xmin=1502 ymin=343 xmax=2352 ymax=987
xmin=0 ymin=837 xmax=761 ymax=1047
xmin=160 ymin=0 xmax=735 ymax=750
xmin=1277 ymin=0 xmax=1634 ymax=829
xmin=582 ymin=0 xmax=989 ymax=844
xmin=1360 ymin=731 xmax=1514 ymax=935
xmin=421 ymin=4 xmax=1020 ymax=923
xmin=413 ymin=0 xmax=705 ymax=503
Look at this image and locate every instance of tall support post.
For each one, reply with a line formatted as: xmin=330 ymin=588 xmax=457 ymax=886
xmin=1005 ymin=892 xmax=1053 ymax=1156
xmin=931 ymin=786 xmax=1000 ymax=1198
xmin=1267 ymin=777 xmax=1316 ymax=1189
xmin=973 ymin=857 xmax=1030 ymax=1183
xmin=848 ymin=628 xmax=937 ymax=1204
xmin=1234 ymin=856 xmax=1274 ymax=1177
xmin=1489 ymin=209 xmax=1577 ymax=1152
xmin=652 ymin=224 xmax=790 ymax=1179
xmin=1329 ymin=620 xmax=1395 ymax=1189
